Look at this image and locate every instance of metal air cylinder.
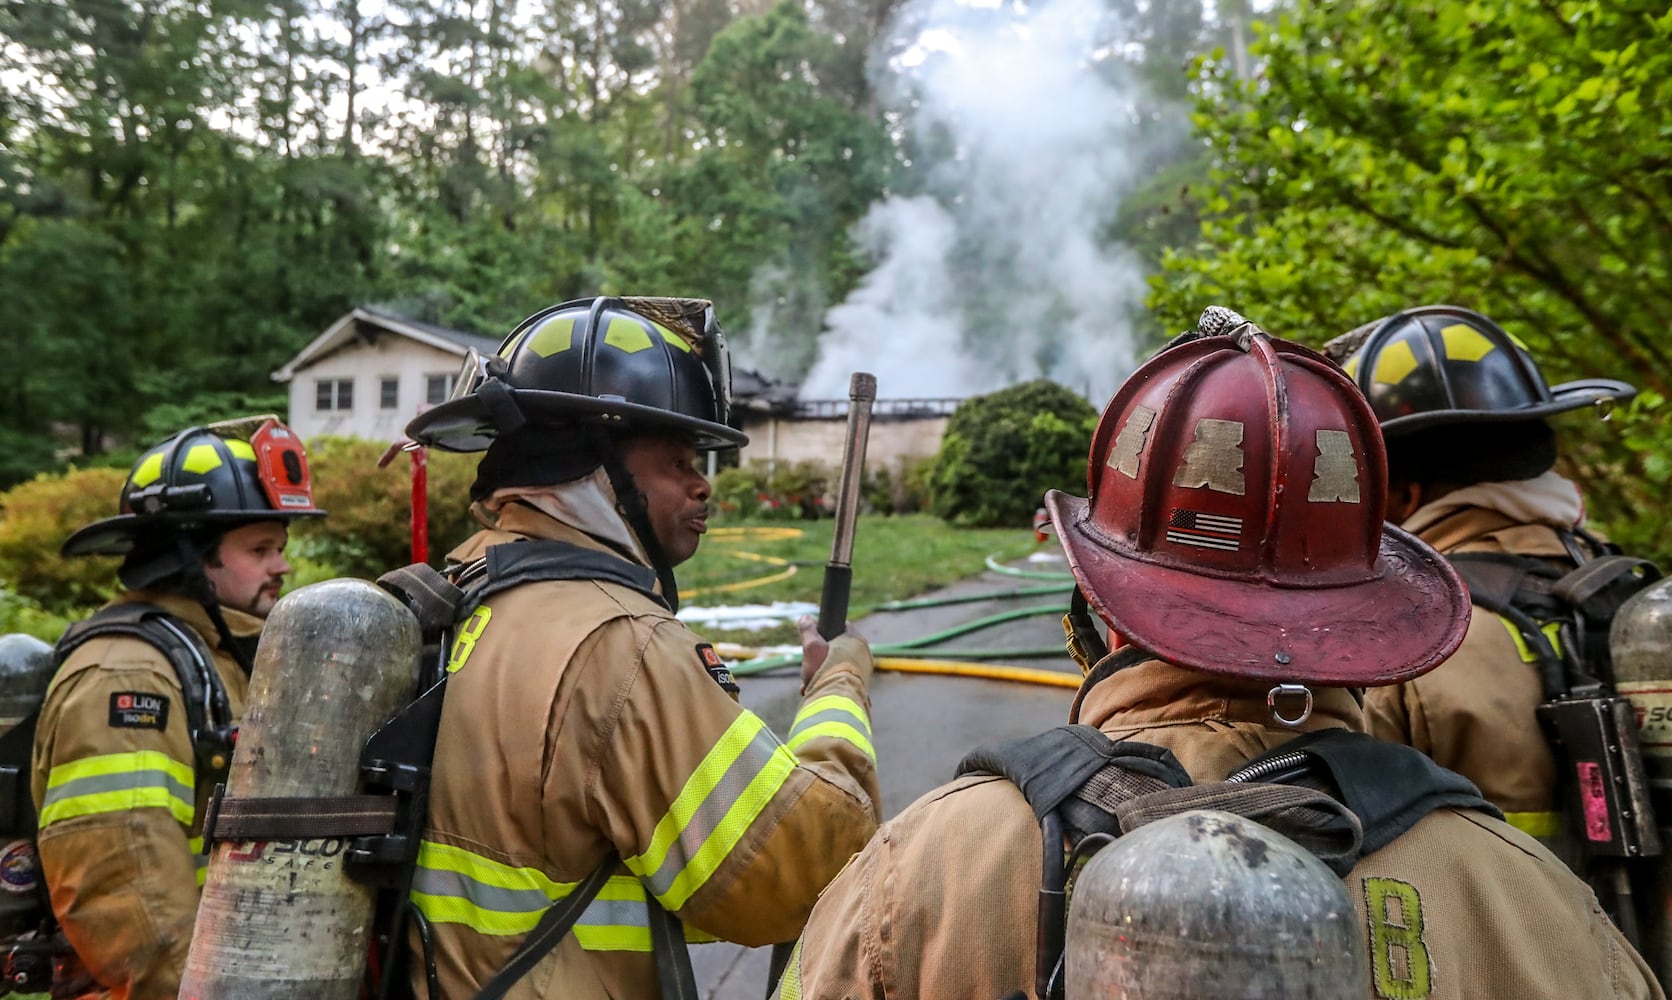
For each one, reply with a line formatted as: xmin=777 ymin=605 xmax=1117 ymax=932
xmin=0 ymin=633 xmax=54 ymax=935
xmin=0 ymin=634 xmax=53 ymax=736
xmin=1065 ymin=809 xmax=1364 ymax=999
xmin=1609 ymin=577 xmax=1672 ymax=987
xmin=180 ymin=579 xmax=419 ymax=1000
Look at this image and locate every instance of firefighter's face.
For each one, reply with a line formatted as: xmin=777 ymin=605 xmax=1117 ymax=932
xmin=204 ymin=521 xmax=292 ymax=618
xmin=620 ymin=435 xmax=711 ymax=567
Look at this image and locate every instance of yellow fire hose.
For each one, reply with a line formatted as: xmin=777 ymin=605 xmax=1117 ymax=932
xmin=693 ymin=527 xmax=1080 ymax=691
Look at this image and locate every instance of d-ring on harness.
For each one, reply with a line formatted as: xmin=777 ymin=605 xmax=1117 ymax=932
xmin=1267 ymin=684 xmax=1314 ymax=727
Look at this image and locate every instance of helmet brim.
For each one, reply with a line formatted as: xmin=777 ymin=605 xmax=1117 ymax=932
xmin=61 ymin=509 xmax=327 ymax=559
xmin=1379 ymin=378 xmax=1635 ymax=437
xmin=407 ymin=389 xmax=749 ymax=453
xmin=1045 ymin=491 xmax=1470 ymax=686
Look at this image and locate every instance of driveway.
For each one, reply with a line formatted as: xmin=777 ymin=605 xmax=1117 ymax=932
xmin=692 ymin=552 xmax=1080 ymax=998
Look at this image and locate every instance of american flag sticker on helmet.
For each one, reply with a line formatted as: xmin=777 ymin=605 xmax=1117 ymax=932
xmin=1166 ymin=508 xmax=1242 ymax=551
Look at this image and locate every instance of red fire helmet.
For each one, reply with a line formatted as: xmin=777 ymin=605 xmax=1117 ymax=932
xmin=1045 ymin=317 xmax=1469 ymax=686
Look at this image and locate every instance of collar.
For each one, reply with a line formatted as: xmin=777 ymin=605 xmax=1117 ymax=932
xmin=1401 ymin=472 xmax=1584 ymax=553
xmin=446 ymin=503 xmax=654 ymax=578
xmin=113 ymin=589 xmax=264 ymax=650
xmin=1071 ymin=656 xmax=1363 ymax=735
xmin=478 ymin=469 xmax=646 ymax=561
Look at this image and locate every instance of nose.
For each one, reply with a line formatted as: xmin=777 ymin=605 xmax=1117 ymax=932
xmin=692 ymin=471 xmax=712 ymax=503
xmin=273 ymin=552 xmax=292 ymax=577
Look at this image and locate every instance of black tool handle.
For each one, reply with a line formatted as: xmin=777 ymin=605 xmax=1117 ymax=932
xmin=818 ymin=564 xmax=853 ymax=641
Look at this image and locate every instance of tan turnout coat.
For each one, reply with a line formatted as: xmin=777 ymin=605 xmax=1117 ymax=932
xmin=31 ymin=592 xmax=259 ymax=1000
xmin=411 ymin=503 xmax=882 ymax=998
xmin=781 ymin=658 xmax=1662 ymax=1000
xmin=1365 ymin=479 xmax=1597 ymax=840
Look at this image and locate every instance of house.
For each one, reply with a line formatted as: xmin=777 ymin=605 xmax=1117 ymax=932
xmin=731 ymin=368 xmax=958 ymax=474
xmin=272 ymin=307 xmax=502 ymax=443
xmin=276 ymin=307 xmax=962 ymax=466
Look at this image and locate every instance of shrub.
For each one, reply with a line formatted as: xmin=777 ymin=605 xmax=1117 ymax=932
xmin=0 ymin=467 xmax=128 ymax=612
xmin=293 ymin=437 xmax=483 ymax=578
xmin=712 ymin=459 xmax=836 ymax=520
xmin=863 ymin=456 xmax=936 ymax=515
xmin=928 ymin=379 xmax=1097 ymax=528
xmin=0 ymin=586 xmax=81 ymax=643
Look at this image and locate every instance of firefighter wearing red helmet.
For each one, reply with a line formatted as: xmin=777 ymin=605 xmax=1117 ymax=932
xmin=1330 ymin=305 xmax=1657 ymax=932
xmin=774 ymin=310 xmax=1661 ymax=1000
xmin=20 ymin=417 xmax=322 ymax=999
xmin=399 ymin=296 xmax=880 ymax=997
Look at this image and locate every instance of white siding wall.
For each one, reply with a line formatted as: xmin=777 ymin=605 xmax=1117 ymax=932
xmin=285 ymin=339 xmax=465 ymax=442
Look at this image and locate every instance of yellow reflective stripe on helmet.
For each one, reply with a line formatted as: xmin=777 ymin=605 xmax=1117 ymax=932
xmin=772 ymin=937 xmax=804 ymax=1000
xmin=603 ymin=317 xmax=655 ymax=354
xmin=1504 ymin=811 xmax=1562 ymax=839
xmin=788 ymin=695 xmax=875 ymax=760
xmin=226 ymin=439 xmax=257 ymax=462
xmin=1496 ymin=616 xmax=1564 ymax=663
xmin=626 ymin=711 xmax=798 ymax=910
xmin=1439 ymin=323 xmax=1497 ymax=362
xmin=181 ymin=443 xmax=224 ymax=475
xmin=130 ymin=451 xmax=166 ymax=488
xmin=525 ymin=318 xmax=573 ymax=358
xmin=40 ymin=751 xmax=195 ymax=827
xmin=1371 ymin=340 xmax=1420 ymax=385
xmin=410 ymin=845 xmax=716 ymax=951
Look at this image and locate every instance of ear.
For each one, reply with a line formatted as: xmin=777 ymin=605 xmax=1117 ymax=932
xmin=1386 ymin=480 xmax=1424 ymax=524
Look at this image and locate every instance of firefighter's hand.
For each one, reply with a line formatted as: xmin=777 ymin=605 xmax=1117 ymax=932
xmin=798 ymin=615 xmax=867 ymax=690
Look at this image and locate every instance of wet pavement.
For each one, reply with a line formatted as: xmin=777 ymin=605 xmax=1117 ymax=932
xmin=692 ymin=551 xmax=1081 ymax=998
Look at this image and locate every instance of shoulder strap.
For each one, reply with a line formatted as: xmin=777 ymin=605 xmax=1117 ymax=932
xmin=468 ymin=857 xmax=697 ymax=1000
xmin=956 ymin=725 xmax=1192 ymax=840
xmin=473 ymin=859 xmax=615 ymax=1000
xmin=474 ymin=540 xmax=667 ymax=609
xmin=1447 ymin=551 xmax=1562 ymax=611
xmin=55 ymin=604 xmax=229 ymax=759
xmin=1235 ymin=730 xmax=1501 ymax=856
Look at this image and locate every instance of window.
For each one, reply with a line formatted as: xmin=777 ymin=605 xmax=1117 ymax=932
xmin=425 ymin=373 xmax=457 ymax=405
xmin=315 ymin=378 xmax=354 ymax=412
xmin=380 ymin=377 xmax=399 ymax=410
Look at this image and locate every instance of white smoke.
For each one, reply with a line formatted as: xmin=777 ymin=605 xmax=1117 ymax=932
xmin=799 ymin=0 xmax=1149 ymax=402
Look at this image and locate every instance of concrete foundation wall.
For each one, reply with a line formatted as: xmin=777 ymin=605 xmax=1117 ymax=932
xmin=737 ymin=415 xmax=949 ymax=472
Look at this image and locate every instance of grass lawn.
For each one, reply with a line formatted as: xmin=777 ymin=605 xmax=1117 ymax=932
xmin=676 ymin=514 xmax=1044 ymax=646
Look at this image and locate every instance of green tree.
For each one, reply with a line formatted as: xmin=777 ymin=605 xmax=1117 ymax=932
xmin=617 ymin=0 xmax=893 ymax=375
xmin=1152 ymin=0 xmax=1672 ymax=558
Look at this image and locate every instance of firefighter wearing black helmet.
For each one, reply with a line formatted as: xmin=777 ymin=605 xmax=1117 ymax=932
xmin=25 ymin=417 xmax=323 ymax=999
xmin=1328 ymin=306 xmax=1647 ymax=870
xmin=401 ymin=297 xmax=881 ymax=997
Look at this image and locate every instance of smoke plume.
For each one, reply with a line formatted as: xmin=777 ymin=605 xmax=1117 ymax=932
xmin=799 ymin=0 xmax=1151 ymax=402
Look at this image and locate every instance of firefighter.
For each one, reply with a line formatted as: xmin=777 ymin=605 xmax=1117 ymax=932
xmin=400 ymin=296 xmax=881 ymax=997
xmin=1330 ymin=305 xmax=1639 ymax=853
xmin=28 ymin=417 xmax=323 ymax=999
xmin=776 ymin=312 xmax=1661 ymax=1000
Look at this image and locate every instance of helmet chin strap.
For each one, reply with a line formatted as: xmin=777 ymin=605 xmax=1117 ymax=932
xmin=597 ymin=441 xmax=681 ymax=613
xmin=174 ymin=533 xmax=257 ymax=677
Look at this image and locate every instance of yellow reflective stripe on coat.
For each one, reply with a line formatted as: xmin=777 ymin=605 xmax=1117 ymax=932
xmin=1504 ymin=811 xmax=1562 ymax=839
xmin=190 ymin=836 xmax=209 ymax=886
xmin=410 ymin=842 xmax=718 ymax=950
xmin=626 ymin=710 xmax=799 ymax=911
xmin=39 ymin=751 xmax=194 ymax=827
xmin=1497 ymin=616 xmax=1564 ymax=663
xmin=787 ymin=695 xmax=874 ymax=761
xmin=771 ymin=937 xmax=804 ymax=1000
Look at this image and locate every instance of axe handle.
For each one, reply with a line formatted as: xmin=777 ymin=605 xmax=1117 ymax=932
xmin=817 ymin=372 xmax=877 ymax=640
